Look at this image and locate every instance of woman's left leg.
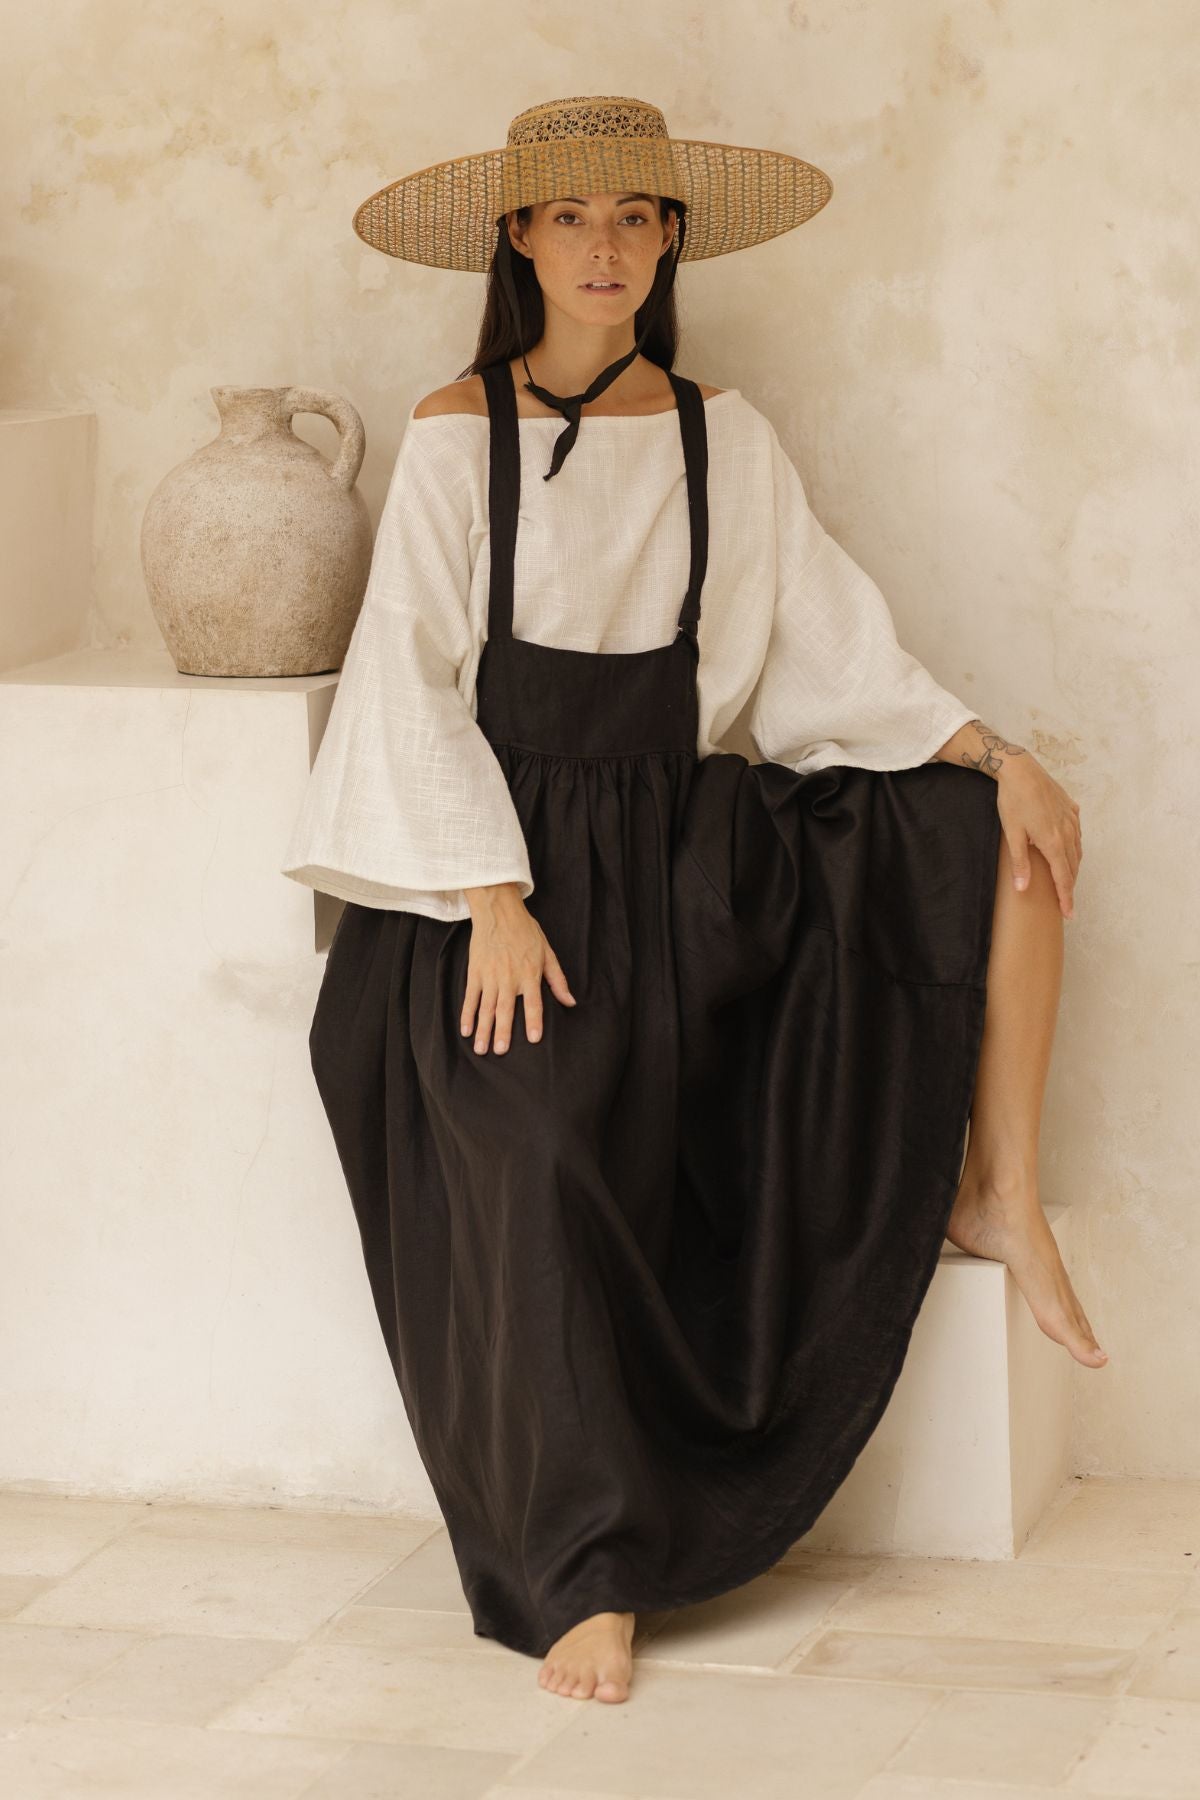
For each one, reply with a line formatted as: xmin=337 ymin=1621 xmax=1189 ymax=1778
xmin=946 ymin=830 xmax=1108 ymax=1368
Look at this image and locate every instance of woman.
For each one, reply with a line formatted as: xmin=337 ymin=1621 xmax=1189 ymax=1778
xmin=282 ymin=95 xmax=1100 ymax=1706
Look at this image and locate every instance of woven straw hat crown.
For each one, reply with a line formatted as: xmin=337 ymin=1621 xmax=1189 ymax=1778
xmin=353 ymin=94 xmax=833 ymax=272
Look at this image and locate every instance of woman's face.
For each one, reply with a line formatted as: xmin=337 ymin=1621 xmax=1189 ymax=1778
xmin=507 ymin=192 xmax=677 ymax=326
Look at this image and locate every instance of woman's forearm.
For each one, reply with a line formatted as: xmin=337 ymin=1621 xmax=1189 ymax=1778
xmin=931 ymin=718 xmax=1028 ymax=782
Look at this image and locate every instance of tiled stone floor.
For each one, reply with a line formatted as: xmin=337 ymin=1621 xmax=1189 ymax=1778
xmin=1 ymin=1475 xmax=1197 ymax=1797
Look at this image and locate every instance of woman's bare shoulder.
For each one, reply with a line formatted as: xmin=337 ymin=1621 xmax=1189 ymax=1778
xmin=412 ymin=372 xmax=726 ymax=418
xmin=412 ymin=377 xmax=488 ymax=419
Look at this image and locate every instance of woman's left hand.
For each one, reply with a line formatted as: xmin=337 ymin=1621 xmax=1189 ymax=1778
xmin=995 ymin=757 xmax=1083 ymax=920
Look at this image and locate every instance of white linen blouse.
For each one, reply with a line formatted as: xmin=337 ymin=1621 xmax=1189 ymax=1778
xmin=280 ymin=387 xmax=978 ymax=921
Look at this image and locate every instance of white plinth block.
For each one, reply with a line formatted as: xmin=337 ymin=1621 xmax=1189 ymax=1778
xmin=0 ymin=646 xmax=438 ymax=1517
xmin=798 ymin=1203 xmax=1074 ymax=1559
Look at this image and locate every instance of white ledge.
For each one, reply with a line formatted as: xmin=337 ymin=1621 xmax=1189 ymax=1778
xmin=0 ymin=643 xmax=341 ymax=693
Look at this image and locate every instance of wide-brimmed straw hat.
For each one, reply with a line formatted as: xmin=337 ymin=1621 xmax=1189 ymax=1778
xmin=352 ymin=93 xmax=833 ymax=271
xmin=352 ymin=94 xmax=834 ymax=480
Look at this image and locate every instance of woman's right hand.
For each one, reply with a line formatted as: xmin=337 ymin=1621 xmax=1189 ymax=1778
xmin=460 ymin=882 xmax=576 ymax=1054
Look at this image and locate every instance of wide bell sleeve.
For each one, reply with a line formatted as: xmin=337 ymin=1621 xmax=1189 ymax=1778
xmin=280 ymin=423 xmax=534 ymax=920
xmin=746 ymin=424 xmax=978 ymax=774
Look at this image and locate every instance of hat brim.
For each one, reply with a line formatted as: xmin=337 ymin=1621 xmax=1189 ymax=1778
xmin=352 ymin=135 xmax=833 ymax=269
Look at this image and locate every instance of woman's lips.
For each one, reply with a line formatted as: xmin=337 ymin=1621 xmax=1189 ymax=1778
xmin=580 ymin=282 xmax=625 ymax=291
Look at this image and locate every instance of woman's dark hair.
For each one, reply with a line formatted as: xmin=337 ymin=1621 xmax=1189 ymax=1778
xmin=456 ymin=196 xmax=686 ymax=381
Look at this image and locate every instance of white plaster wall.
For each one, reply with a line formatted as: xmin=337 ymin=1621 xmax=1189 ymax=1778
xmin=2 ymin=2 xmax=1196 ymax=1477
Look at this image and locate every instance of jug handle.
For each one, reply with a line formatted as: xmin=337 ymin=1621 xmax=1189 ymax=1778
xmin=281 ymin=387 xmax=366 ymax=493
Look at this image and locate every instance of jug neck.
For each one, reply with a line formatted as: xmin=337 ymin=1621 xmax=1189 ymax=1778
xmin=210 ymin=386 xmax=290 ymax=444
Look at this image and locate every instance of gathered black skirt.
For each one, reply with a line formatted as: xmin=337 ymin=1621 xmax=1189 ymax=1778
xmin=309 ymin=744 xmax=1001 ymax=1659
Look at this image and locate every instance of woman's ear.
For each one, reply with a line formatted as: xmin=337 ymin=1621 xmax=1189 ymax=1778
xmin=506 ymin=207 xmax=533 ymax=262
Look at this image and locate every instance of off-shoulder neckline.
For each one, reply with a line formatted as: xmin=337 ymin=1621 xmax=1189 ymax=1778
xmin=406 ymin=389 xmax=742 ymax=427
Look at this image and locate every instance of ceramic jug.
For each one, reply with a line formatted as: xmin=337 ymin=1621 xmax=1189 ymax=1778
xmin=141 ymin=386 xmax=374 ymax=677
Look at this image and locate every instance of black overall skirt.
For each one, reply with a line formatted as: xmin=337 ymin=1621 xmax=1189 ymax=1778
xmin=310 ymin=361 xmax=1002 ymax=1659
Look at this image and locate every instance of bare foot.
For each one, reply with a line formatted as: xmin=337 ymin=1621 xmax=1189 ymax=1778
xmin=946 ymin=1175 xmax=1108 ymax=1368
xmin=537 ymin=1609 xmax=635 ymax=1702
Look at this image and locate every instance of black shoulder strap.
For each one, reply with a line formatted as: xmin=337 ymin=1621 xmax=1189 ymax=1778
xmin=667 ymin=372 xmax=709 ymax=639
xmin=480 ymin=361 xmax=519 ymax=642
